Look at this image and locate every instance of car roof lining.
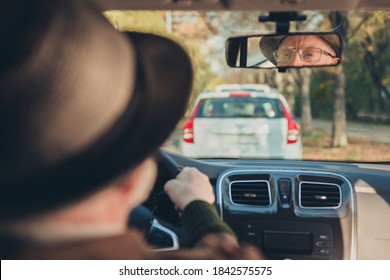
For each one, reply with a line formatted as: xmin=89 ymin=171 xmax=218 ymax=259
xmin=97 ymin=0 xmax=389 ymax=11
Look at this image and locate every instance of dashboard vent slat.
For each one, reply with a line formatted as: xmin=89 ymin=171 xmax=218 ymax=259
xmin=299 ymin=182 xmax=341 ymax=208
xmin=230 ymin=181 xmax=271 ymax=206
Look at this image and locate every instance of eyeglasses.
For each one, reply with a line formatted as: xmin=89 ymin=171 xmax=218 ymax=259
xmin=273 ymin=47 xmax=336 ymax=64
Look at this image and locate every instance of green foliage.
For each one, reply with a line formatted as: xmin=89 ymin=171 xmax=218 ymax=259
xmin=295 ymin=68 xmax=335 ymax=119
xmin=297 ymin=11 xmax=390 ymax=121
xmin=345 ymin=39 xmax=377 ymax=116
xmin=345 ymin=11 xmax=390 ymax=116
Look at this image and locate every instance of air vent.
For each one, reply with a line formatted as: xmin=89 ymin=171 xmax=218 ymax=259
xmin=299 ymin=182 xmax=342 ymax=208
xmin=230 ymin=180 xmax=271 ymax=206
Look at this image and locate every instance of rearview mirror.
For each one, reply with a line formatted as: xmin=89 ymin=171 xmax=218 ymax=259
xmin=226 ymin=33 xmax=342 ymax=69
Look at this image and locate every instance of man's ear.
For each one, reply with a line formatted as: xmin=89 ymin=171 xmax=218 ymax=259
xmin=332 ymin=57 xmax=341 ymax=65
xmin=116 ymin=165 xmax=141 ymax=194
xmin=115 ymin=157 xmax=157 ymax=206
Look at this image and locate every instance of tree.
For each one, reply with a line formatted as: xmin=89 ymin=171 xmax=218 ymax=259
xmin=298 ymin=68 xmax=313 ymax=134
xmin=330 ymin=12 xmax=348 ymax=147
xmin=342 ymin=11 xmax=390 ymax=123
xmin=353 ymin=12 xmax=390 ymax=115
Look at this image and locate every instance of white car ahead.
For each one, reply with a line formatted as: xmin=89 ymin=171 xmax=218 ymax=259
xmin=181 ymin=84 xmax=302 ymax=159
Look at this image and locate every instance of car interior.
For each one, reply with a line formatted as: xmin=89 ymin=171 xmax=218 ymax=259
xmin=103 ymin=0 xmax=390 ymax=260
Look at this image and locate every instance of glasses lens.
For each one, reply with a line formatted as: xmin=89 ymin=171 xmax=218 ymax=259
xmin=300 ymin=47 xmax=321 ymax=62
xmin=274 ymin=50 xmax=293 ymax=63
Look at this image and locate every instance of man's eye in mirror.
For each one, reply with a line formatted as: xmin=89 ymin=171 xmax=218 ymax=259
xmin=226 ymin=33 xmax=342 ymax=69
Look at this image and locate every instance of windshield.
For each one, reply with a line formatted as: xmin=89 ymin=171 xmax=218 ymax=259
xmin=196 ymin=97 xmax=284 ymax=118
xmin=105 ymin=10 xmax=390 ymax=162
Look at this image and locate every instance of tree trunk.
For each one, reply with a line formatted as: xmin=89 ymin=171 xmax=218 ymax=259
xmin=299 ymin=68 xmax=313 ymax=134
xmin=330 ymin=11 xmax=348 ymax=147
xmin=332 ymin=65 xmax=348 ymax=147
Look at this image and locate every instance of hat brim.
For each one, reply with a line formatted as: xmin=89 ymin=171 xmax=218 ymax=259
xmin=259 ymin=35 xmax=286 ymax=66
xmin=0 ymin=32 xmax=193 ymax=221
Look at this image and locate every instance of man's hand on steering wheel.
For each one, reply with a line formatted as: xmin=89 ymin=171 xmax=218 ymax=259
xmin=164 ymin=167 xmax=215 ymax=213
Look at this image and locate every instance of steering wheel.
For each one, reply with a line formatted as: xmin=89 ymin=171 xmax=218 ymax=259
xmin=128 ymin=150 xmax=187 ymax=250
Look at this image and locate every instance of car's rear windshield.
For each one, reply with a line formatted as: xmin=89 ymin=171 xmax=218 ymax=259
xmin=195 ymin=97 xmax=284 ymax=118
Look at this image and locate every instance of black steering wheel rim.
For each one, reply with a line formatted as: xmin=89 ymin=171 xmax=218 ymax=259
xmin=128 ymin=150 xmax=187 ymax=249
xmin=150 ymin=150 xmax=183 ymax=225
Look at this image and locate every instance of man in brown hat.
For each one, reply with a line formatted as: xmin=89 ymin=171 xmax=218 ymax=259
xmin=0 ymin=0 xmax=262 ymax=259
xmin=260 ymin=34 xmax=341 ymax=67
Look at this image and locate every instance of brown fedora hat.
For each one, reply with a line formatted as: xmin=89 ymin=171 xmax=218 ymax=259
xmin=0 ymin=0 xmax=193 ymax=221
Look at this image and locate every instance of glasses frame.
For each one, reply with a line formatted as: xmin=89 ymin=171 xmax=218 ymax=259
xmin=273 ymin=47 xmax=337 ymax=64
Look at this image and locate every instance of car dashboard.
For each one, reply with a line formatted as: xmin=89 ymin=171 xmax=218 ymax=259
xmin=168 ymin=152 xmax=390 ymax=260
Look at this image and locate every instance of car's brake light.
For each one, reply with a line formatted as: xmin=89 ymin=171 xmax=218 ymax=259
xmin=287 ymin=120 xmax=300 ymax=144
xmin=182 ymin=102 xmax=201 ymax=144
xmin=183 ymin=119 xmax=194 ymax=143
xmin=280 ymin=101 xmax=300 ymax=144
xmin=229 ymin=92 xmax=251 ymax=97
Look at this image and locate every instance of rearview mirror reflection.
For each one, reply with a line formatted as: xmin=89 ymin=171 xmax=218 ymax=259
xmin=226 ymin=33 xmax=342 ymax=69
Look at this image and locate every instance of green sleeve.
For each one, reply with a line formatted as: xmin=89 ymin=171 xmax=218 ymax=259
xmin=181 ymin=200 xmax=236 ymax=246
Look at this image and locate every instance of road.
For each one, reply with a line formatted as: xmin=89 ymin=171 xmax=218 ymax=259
xmin=306 ymin=119 xmax=390 ymax=144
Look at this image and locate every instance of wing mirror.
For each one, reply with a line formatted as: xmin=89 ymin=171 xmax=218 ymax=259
xmin=226 ymin=33 xmax=342 ymax=69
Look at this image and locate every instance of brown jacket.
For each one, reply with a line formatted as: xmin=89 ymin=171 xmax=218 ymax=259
xmin=3 ymin=229 xmax=263 ymax=260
